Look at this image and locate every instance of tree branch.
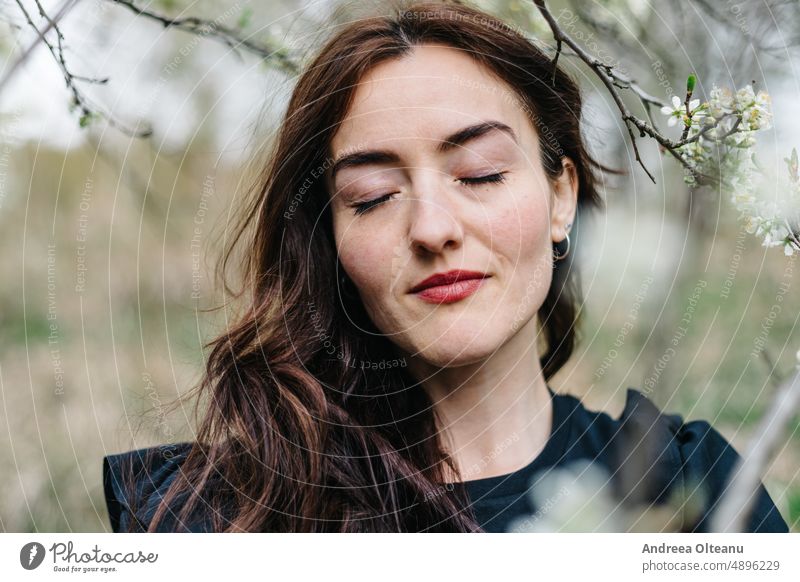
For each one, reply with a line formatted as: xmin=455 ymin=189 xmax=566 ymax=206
xmin=5 ymin=0 xmax=304 ymax=139
xmin=0 ymin=0 xmax=76 ymax=96
xmin=31 ymin=0 xmax=108 ymax=86
xmin=10 ymin=0 xmax=149 ymax=137
xmin=533 ymin=0 xmax=659 ymax=182
xmin=710 ymin=367 xmax=800 ymax=532
xmin=105 ymin=0 xmax=301 ymax=76
xmin=531 ymin=0 xmax=745 ymax=186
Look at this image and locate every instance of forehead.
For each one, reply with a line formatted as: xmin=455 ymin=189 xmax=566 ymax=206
xmin=329 ymin=44 xmax=534 ymax=157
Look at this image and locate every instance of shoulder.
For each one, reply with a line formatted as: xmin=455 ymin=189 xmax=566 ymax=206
xmin=553 ymin=389 xmax=679 ymax=457
xmin=667 ymin=415 xmax=789 ymax=532
xmin=551 ymin=388 xmax=683 ymax=471
xmin=102 ymin=442 xmax=210 ymax=532
xmin=573 ymin=388 xmax=788 ymax=533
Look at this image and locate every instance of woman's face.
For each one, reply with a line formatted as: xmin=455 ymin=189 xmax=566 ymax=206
xmin=326 ymin=44 xmax=577 ymax=367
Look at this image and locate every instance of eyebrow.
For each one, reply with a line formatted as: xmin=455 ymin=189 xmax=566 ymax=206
xmin=329 ymin=120 xmax=517 ymax=182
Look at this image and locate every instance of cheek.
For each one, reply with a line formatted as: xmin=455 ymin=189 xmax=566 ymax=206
xmin=485 ymin=188 xmax=553 ymax=318
xmin=486 ymin=188 xmax=551 ymax=260
xmin=336 ymin=226 xmax=391 ymax=299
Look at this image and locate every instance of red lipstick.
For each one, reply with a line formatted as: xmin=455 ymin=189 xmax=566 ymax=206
xmin=409 ymin=270 xmax=489 ymax=304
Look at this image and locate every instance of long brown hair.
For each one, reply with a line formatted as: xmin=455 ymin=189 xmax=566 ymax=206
xmin=129 ymin=0 xmax=606 ymax=532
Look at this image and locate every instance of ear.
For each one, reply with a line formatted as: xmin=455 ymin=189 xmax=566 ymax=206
xmin=550 ymin=157 xmax=578 ymax=243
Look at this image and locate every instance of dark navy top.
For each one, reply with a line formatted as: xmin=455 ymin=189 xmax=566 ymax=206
xmin=102 ymin=387 xmax=789 ymax=533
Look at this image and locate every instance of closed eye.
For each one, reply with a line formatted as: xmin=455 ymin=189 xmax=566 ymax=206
xmin=350 ymin=172 xmax=507 ymax=216
xmin=352 ymin=193 xmax=398 ymax=216
xmin=458 ymin=172 xmax=507 ymax=186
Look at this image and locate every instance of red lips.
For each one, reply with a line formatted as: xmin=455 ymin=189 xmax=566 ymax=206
xmin=409 ymin=269 xmax=489 ymax=293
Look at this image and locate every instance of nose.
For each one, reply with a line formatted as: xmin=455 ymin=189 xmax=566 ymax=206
xmin=407 ymin=177 xmax=464 ymax=255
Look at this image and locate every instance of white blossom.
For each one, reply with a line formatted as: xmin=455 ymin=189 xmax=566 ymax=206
xmin=660 ymin=95 xmax=702 ymax=128
xmin=660 ymin=81 xmax=800 ymax=257
xmin=708 ymin=86 xmax=735 ymax=118
xmin=660 ymin=95 xmax=683 ymax=127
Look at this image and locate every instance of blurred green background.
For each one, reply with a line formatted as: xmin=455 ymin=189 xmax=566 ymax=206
xmin=1 ymin=0 xmax=798 ymax=532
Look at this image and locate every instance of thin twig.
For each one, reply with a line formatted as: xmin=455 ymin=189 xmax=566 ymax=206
xmin=0 ymin=0 xmax=77 ymax=95
xmin=32 ymin=0 xmax=109 ymax=85
xmin=533 ymin=0 xmax=657 ymax=183
xmin=11 ymin=0 xmax=149 ymax=137
xmin=784 ymin=219 xmax=800 ymax=251
xmin=679 ymin=89 xmax=693 ymax=142
xmin=759 ymin=348 xmax=785 ymax=390
xmin=550 ymin=38 xmax=561 ymax=85
xmin=105 ymin=0 xmax=301 ymax=76
xmin=710 ymin=367 xmax=800 ymax=532
xmin=530 ymin=0 xmax=748 ymax=186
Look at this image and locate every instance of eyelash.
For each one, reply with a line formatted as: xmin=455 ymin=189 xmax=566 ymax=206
xmin=351 ymin=172 xmax=508 ymax=216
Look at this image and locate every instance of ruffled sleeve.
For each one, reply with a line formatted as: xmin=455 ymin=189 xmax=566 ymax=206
xmin=102 ymin=442 xmax=204 ymax=532
xmin=612 ymin=388 xmax=789 ymax=533
xmin=675 ymin=418 xmax=788 ymax=532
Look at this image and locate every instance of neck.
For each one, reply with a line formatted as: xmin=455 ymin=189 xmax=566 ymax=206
xmin=406 ymin=316 xmax=554 ymax=483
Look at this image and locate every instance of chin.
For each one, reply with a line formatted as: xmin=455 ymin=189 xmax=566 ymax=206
xmin=410 ymin=325 xmax=510 ymax=367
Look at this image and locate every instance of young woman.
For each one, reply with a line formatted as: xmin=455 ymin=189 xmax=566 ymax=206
xmin=102 ymin=1 xmax=789 ymax=533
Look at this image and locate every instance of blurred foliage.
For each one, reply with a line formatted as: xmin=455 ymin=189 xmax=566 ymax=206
xmin=0 ymin=0 xmax=798 ymax=533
